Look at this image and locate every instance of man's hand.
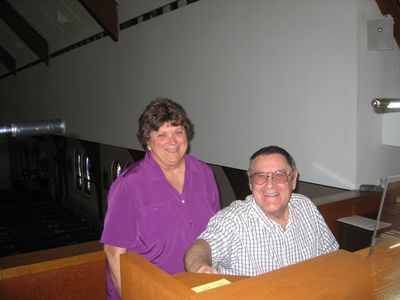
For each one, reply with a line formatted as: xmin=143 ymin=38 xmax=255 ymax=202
xmin=185 ymin=239 xmax=218 ymax=274
xmin=195 ymin=264 xmax=219 ymax=274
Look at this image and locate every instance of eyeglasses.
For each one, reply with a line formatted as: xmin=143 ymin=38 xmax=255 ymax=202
xmin=250 ymin=170 xmax=291 ymax=185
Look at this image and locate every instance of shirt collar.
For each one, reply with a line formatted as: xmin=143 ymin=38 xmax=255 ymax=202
xmin=249 ymin=195 xmax=292 ymax=229
xmin=142 ymin=151 xmax=198 ymax=182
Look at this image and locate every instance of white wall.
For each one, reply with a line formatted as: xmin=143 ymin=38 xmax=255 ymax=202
xmin=383 ymin=115 xmax=400 ymax=146
xmin=0 ymin=0 xmax=399 ymax=190
xmin=356 ymin=0 xmax=400 ymax=186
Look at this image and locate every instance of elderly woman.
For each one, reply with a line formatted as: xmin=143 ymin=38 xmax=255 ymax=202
xmin=100 ymin=97 xmax=220 ymax=300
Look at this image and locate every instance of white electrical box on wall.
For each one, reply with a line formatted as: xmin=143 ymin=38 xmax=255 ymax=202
xmin=367 ymin=19 xmax=394 ymax=50
xmin=383 ymin=115 xmax=400 ymax=146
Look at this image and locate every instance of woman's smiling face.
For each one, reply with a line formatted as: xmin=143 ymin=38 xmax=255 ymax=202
xmin=147 ymin=122 xmax=188 ymax=169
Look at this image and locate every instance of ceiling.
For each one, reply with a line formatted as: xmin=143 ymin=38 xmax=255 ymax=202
xmin=1 ymin=0 xmax=397 ymax=79
xmin=0 ymin=0 xmax=174 ymax=77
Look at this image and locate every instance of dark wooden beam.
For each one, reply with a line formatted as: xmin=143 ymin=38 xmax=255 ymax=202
xmin=375 ymin=0 xmax=392 ymax=15
xmin=375 ymin=0 xmax=400 ymax=22
xmin=0 ymin=0 xmax=49 ymax=65
xmin=394 ymin=0 xmax=400 ymax=24
xmin=394 ymin=22 xmax=400 ymax=48
xmin=0 ymin=46 xmax=16 ymax=75
xmin=388 ymin=0 xmax=400 ymax=24
xmin=78 ymin=0 xmax=119 ymax=42
xmin=375 ymin=0 xmax=400 ymax=48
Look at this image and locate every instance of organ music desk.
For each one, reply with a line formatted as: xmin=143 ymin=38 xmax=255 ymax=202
xmin=121 ymin=239 xmax=400 ymax=299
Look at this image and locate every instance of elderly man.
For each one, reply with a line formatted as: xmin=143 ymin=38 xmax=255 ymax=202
xmin=185 ymin=145 xmax=338 ymax=276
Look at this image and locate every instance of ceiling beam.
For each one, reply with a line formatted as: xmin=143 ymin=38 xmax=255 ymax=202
xmin=0 ymin=46 xmax=16 ymax=75
xmin=375 ymin=0 xmax=392 ymax=15
xmin=78 ymin=0 xmax=119 ymax=42
xmin=0 ymin=0 xmax=49 ymax=65
xmin=375 ymin=0 xmax=400 ymax=48
xmin=394 ymin=20 xmax=400 ymax=47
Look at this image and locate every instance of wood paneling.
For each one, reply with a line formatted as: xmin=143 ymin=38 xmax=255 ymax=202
xmin=317 ymin=191 xmax=382 ymax=240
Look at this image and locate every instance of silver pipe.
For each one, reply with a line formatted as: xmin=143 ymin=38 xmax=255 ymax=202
xmin=0 ymin=119 xmax=66 ymax=137
xmin=371 ymin=98 xmax=400 ymax=113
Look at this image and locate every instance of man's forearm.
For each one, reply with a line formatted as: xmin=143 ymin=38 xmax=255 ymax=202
xmin=184 ymin=239 xmax=213 ymax=272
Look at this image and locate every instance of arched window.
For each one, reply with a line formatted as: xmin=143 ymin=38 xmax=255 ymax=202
xmin=74 ymin=150 xmax=83 ymax=191
xmin=111 ymin=160 xmax=123 ymax=181
xmin=83 ymin=152 xmax=92 ymax=194
xmin=74 ymin=149 xmax=93 ymax=195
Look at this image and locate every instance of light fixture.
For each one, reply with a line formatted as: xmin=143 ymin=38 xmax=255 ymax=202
xmin=0 ymin=119 xmax=66 ymax=137
xmin=371 ymin=98 xmax=400 ymax=113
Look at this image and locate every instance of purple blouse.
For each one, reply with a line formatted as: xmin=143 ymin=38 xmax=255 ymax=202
xmin=100 ymin=152 xmax=220 ymax=300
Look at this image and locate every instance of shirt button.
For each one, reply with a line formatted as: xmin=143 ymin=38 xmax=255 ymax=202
xmin=188 ymin=222 xmax=192 ymax=227
xmin=181 ymin=199 xmax=185 ymax=204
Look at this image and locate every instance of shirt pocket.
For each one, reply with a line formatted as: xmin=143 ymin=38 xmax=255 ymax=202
xmin=186 ymin=192 xmax=217 ymax=233
xmin=192 ymin=192 xmax=217 ymax=212
xmin=297 ymin=243 xmax=316 ymax=262
xmin=139 ymin=201 xmax=178 ymax=239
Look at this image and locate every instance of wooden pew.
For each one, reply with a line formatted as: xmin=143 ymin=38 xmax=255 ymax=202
xmin=0 ymin=241 xmax=105 ymax=300
xmin=121 ymin=252 xmax=194 ymax=299
xmin=120 ymin=252 xmax=246 ymax=300
xmin=120 ymin=240 xmax=400 ymax=300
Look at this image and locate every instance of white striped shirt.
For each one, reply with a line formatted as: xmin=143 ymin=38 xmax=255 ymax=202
xmin=199 ymin=193 xmax=339 ymax=276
